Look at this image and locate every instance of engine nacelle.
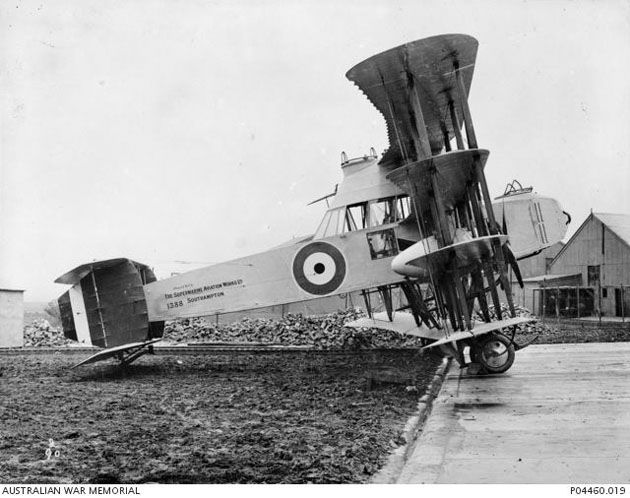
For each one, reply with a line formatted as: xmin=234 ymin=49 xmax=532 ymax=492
xmin=56 ymin=258 xmax=164 ymax=348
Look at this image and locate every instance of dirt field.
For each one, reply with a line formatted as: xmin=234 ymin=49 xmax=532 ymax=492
xmin=0 ymin=350 xmax=441 ymax=484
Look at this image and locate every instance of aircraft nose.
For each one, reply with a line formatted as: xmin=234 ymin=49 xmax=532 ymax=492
xmin=391 ymin=245 xmax=425 ymax=278
xmin=391 ymin=252 xmax=412 ymax=276
xmin=391 ymin=236 xmax=438 ymax=278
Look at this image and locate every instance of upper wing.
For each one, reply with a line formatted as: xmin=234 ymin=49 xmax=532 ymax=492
xmin=346 ymin=34 xmax=478 ymax=167
xmin=386 ymin=148 xmax=489 ymax=212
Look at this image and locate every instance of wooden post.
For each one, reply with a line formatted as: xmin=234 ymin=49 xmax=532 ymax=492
xmin=455 ymin=67 xmax=478 ymax=148
xmin=427 ymin=199 xmax=445 ymax=247
xmin=401 ymin=282 xmax=421 ymax=327
xmin=378 ymin=285 xmax=393 ymax=322
xmin=448 ymin=99 xmax=465 ymax=150
xmin=405 ymin=282 xmax=440 ymax=329
xmin=464 ymin=197 xmax=478 ymax=237
xmin=483 ymin=262 xmax=502 ymax=320
xmin=501 ymin=271 xmax=516 ymax=318
xmin=430 ymin=168 xmax=453 ymax=246
xmin=533 ymin=288 xmax=536 ymax=316
xmin=456 ymin=69 xmax=514 ymax=316
xmin=454 ymin=67 xmax=503 ymax=238
xmin=435 ymin=277 xmax=455 ymax=334
xmin=473 ymin=267 xmax=491 ymax=322
xmin=467 ymin=185 xmax=488 ymax=236
xmin=445 ymin=278 xmax=464 ymax=331
xmin=408 ymin=74 xmax=432 ymax=160
xmin=452 ymin=269 xmax=471 ymax=330
xmin=440 ymin=121 xmax=451 ymax=152
xmin=556 ymin=287 xmax=560 ymax=321
xmin=457 ymin=202 xmax=470 ymax=233
xmin=598 ymin=280 xmax=602 ymax=324
xmin=577 ymin=285 xmax=580 ymax=319
xmin=361 ymin=289 xmax=373 ymax=318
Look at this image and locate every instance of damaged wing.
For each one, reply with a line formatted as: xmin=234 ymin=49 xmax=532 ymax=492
xmin=346 ymin=34 xmax=478 ymax=167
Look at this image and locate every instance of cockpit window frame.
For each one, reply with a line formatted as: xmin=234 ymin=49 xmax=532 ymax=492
xmin=314 ymin=194 xmax=410 ymax=240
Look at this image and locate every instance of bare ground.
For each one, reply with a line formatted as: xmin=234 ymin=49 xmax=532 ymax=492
xmin=0 ymin=350 xmax=441 ymax=484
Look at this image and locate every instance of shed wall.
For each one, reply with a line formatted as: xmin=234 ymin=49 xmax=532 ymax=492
xmin=551 ymin=216 xmax=630 ymax=286
xmin=0 ymin=290 xmax=24 ymax=347
xmin=551 ymin=215 xmax=630 ymax=317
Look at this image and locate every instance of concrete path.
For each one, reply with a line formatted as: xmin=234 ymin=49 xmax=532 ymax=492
xmin=397 ymin=342 xmax=630 ymax=483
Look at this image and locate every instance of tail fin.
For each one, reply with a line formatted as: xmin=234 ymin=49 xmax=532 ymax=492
xmin=55 ymin=258 xmax=164 ymax=348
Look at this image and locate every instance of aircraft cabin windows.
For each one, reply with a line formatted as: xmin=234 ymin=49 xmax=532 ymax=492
xmin=324 ymin=208 xmax=344 ymax=238
xmin=346 ymin=204 xmax=368 ymax=232
xmin=315 ymin=208 xmax=345 ymax=239
xmin=369 ymin=199 xmax=392 ymax=227
xmin=368 ymin=195 xmax=410 ymax=228
xmin=397 ymin=196 xmax=411 ymax=219
xmin=314 ymin=195 xmax=410 ymax=239
xmin=314 ymin=211 xmax=333 ymax=239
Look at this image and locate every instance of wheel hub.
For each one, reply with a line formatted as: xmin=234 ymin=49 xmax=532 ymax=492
xmin=482 ymin=340 xmax=509 ymax=368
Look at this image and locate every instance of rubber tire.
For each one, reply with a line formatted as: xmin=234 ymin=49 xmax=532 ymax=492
xmin=471 ymin=333 xmax=515 ymax=374
xmin=469 ymin=343 xmax=481 ymax=364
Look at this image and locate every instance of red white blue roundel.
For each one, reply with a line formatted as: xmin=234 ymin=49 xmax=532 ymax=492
xmin=292 ymin=242 xmax=346 ymax=296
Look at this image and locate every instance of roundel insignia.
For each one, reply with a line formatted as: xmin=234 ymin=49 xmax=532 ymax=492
xmin=292 ymin=241 xmax=346 ymax=296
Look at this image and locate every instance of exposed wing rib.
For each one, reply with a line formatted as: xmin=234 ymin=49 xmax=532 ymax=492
xmin=346 ymin=34 xmax=478 ymax=167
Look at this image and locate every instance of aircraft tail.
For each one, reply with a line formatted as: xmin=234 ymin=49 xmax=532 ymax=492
xmin=55 ymin=258 xmax=164 ymax=348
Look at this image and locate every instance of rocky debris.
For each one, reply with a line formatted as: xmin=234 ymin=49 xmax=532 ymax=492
xmin=20 ymin=305 xmax=628 ymax=348
xmin=23 ymin=319 xmax=72 ymax=347
xmin=482 ymin=303 xmax=556 ymax=337
xmin=163 ymin=305 xmax=558 ymax=348
xmin=163 ymin=309 xmax=427 ymax=349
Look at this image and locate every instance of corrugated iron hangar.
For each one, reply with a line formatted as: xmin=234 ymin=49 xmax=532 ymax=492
xmin=516 ymin=212 xmax=630 ymax=319
xmin=550 ymin=212 xmax=630 ymax=317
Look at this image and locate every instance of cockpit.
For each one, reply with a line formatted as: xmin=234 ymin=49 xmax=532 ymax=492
xmin=314 ymin=194 xmax=411 ymax=239
xmin=308 ymin=149 xmax=419 ymax=260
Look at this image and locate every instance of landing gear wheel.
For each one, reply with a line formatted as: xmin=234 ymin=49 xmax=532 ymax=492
xmin=470 ymin=333 xmax=515 ymax=374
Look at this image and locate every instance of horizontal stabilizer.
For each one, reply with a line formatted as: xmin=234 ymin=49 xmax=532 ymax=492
xmin=345 ymin=311 xmax=534 ymax=348
xmin=55 ymin=258 xmax=152 ymax=285
xmin=71 ymin=338 xmax=162 ymax=368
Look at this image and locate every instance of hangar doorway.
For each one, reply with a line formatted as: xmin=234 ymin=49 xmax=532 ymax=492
xmin=614 ymin=287 xmax=629 ymax=318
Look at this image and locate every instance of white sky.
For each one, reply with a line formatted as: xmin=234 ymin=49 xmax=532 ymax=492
xmin=1 ymin=0 xmax=629 ymax=301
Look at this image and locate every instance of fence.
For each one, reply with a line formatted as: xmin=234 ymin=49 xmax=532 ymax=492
xmin=532 ymin=285 xmax=630 ymax=322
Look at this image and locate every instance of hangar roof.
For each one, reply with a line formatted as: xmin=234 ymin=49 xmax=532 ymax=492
xmin=594 ymin=212 xmax=630 ymax=249
xmin=551 ymin=212 xmax=630 ymax=266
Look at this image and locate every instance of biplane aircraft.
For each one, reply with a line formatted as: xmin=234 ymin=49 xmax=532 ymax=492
xmin=56 ymin=34 xmax=570 ymax=373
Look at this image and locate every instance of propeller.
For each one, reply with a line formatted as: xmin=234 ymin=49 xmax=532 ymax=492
xmin=500 ymin=207 xmax=524 ymax=288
